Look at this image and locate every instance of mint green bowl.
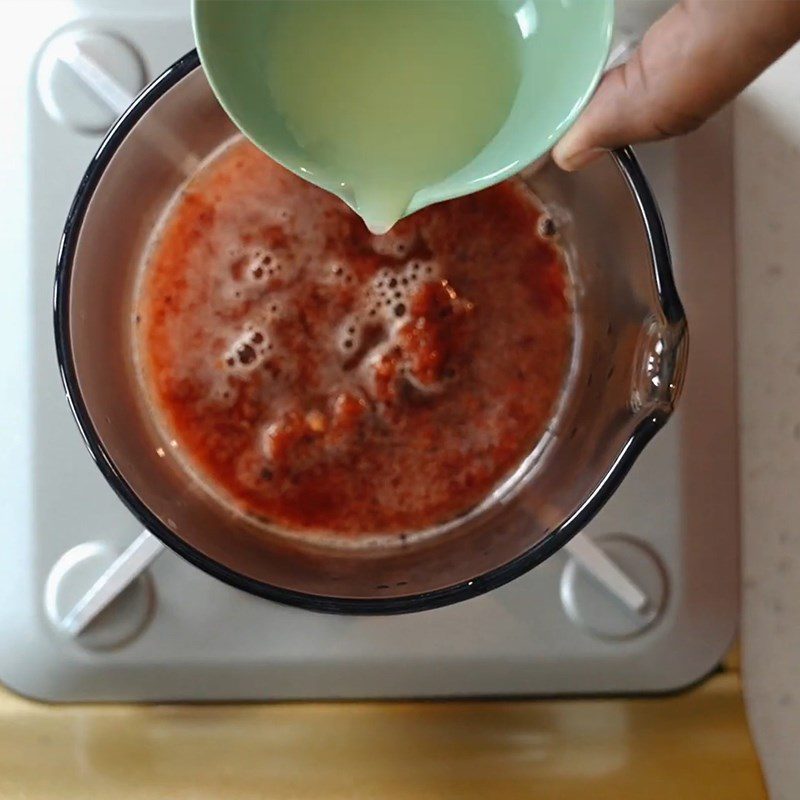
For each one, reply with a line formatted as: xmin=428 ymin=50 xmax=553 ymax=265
xmin=193 ymin=0 xmax=614 ymax=219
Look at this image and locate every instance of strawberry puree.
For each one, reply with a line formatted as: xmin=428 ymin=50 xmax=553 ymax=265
xmin=135 ymin=138 xmax=573 ymax=536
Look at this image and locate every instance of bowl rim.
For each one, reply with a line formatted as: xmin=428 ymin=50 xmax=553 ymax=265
xmin=54 ymin=50 xmax=686 ymax=615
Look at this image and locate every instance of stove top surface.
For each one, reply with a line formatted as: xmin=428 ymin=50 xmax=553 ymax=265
xmin=0 ymin=3 xmax=739 ymax=702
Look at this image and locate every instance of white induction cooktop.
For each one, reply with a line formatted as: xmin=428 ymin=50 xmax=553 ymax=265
xmin=0 ymin=0 xmax=738 ymax=702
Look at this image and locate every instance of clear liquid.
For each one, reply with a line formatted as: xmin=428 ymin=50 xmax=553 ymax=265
xmin=264 ymin=0 xmax=523 ymax=233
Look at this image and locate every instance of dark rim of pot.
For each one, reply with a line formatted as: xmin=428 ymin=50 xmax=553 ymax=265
xmin=54 ymin=50 xmax=686 ymax=615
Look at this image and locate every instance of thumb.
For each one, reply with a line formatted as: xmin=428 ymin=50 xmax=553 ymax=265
xmin=552 ymin=1 xmax=800 ymax=171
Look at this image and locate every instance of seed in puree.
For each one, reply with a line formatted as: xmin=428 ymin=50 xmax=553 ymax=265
xmin=135 ymin=138 xmax=573 ymax=537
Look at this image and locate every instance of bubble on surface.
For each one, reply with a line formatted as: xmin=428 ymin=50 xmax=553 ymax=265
xmin=336 ymin=313 xmax=364 ymax=357
xmin=370 ymin=227 xmax=417 ymax=259
xmin=221 ymin=321 xmax=279 ymax=374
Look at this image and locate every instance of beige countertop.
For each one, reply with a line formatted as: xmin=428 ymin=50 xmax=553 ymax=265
xmin=737 ymin=43 xmax=800 ymax=800
xmin=0 ymin=663 xmax=764 ymax=800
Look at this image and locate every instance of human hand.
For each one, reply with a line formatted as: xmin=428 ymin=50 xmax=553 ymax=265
xmin=552 ymin=0 xmax=800 ymax=170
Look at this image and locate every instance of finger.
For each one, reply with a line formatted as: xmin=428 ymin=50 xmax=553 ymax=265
xmin=552 ymin=0 xmax=800 ymax=171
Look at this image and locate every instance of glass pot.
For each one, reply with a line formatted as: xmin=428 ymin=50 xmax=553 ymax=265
xmin=55 ymin=52 xmax=688 ymax=614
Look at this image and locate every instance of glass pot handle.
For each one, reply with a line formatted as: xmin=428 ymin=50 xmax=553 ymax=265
xmin=632 ymin=315 xmax=689 ymax=415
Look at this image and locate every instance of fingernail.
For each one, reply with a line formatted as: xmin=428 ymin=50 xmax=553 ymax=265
xmin=557 ymin=147 xmax=605 ymax=172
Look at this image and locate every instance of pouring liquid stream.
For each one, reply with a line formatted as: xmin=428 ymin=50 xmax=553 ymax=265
xmin=264 ymin=0 xmax=524 ymax=234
